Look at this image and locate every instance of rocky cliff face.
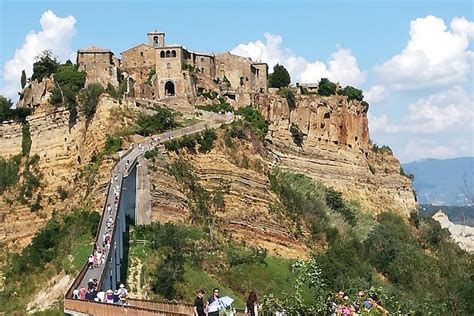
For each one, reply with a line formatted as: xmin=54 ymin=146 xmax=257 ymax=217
xmin=0 ymin=96 xmax=135 ymax=250
xmin=147 ymin=138 xmax=308 ymax=259
xmin=16 ymin=78 xmax=55 ymax=111
xmin=255 ymin=93 xmax=416 ymax=216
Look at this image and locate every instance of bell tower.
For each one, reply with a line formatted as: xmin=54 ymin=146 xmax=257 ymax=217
xmin=147 ymin=31 xmax=165 ymax=48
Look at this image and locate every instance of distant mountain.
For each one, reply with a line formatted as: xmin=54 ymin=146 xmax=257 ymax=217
xmin=403 ymin=157 xmax=474 ymax=206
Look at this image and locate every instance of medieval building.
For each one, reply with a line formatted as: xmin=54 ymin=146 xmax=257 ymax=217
xmin=77 ymin=31 xmax=268 ymax=105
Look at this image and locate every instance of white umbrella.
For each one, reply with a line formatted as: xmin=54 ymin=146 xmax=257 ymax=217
xmin=208 ymin=296 xmax=234 ymax=312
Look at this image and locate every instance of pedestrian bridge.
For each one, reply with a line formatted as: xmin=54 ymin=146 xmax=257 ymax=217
xmin=64 ymin=113 xmax=235 ymax=315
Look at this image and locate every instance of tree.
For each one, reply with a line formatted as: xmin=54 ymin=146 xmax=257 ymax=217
xmin=78 ymin=83 xmax=105 ymax=120
xmin=339 ymin=86 xmax=364 ymax=101
xmin=318 ymin=78 xmax=337 ymax=96
xmin=31 ymin=50 xmax=59 ymax=82
xmin=290 ymin=123 xmax=304 ymax=147
xmin=277 ymin=87 xmax=296 ymax=110
xmin=269 ymin=64 xmax=290 ymax=88
xmin=0 ymin=96 xmax=13 ymax=122
xmin=21 ymin=70 xmax=27 ymax=89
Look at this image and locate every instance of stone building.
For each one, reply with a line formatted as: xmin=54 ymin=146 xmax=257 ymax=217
xmin=119 ymin=31 xmax=268 ymax=103
xmin=76 ymin=46 xmax=119 ymax=87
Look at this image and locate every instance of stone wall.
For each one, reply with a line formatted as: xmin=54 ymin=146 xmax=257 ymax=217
xmin=77 ymin=49 xmax=118 ymax=87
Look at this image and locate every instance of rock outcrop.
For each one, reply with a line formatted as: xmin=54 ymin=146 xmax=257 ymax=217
xmin=433 ymin=210 xmax=474 ymax=252
xmin=17 ymin=78 xmax=55 ymax=111
xmin=255 ymin=93 xmax=416 ymax=216
xmin=0 ymin=96 xmax=137 ymax=249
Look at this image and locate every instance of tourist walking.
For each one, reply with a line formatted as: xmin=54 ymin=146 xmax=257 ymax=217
xmin=194 ymin=289 xmax=206 ymax=316
xmin=244 ymin=291 xmax=259 ymax=316
xmin=206 ymin=288 xmax=220 ymax=316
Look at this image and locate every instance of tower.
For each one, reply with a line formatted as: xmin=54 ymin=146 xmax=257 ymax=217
xmin=147 ymin=31 xmax=165 ymax=48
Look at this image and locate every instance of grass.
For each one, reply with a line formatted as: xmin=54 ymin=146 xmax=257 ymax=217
xmin=70 ymin=236 xmax=93 ymax=271
xmin=182 ymin=263 xmax=245 ymax=307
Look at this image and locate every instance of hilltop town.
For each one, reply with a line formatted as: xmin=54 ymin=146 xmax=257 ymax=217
xmin=2 ymin=30 xmax=470 ymax=315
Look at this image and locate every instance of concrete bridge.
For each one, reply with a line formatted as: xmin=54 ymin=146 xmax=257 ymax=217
xmin=64 ymin=112 xmax=235 ymax=315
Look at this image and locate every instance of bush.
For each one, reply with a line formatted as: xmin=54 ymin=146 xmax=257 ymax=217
xmin=269 ymin=64 xmax=290 ymax=88
xmin=136 ymin=107 xmax=178 ymax=136
xmin=0 ymin=96 xmax=31 ymax=122
xmin=104 ymin=135 xmax=122 ymax=155
xmin=0 ymin=155 xmax=21 ymax=194
xmin=339 ymin=86 xmax=364 ymax=101
xmin=324 ymin=187 xmax=356 ymax=225
xmin=21 ymin=122 xmax=32 ymax=156
xmin=146 ymin=68 xmax=156 ymax=86
xmin=78 ymin=83 xmax=105 ymax=120
xmin=57 ymin=186 xmax=68 ymax=201
xmin=31 ymin=50 xmax=59 ymax=82
xmin=227 ymin=245 xmax=268 ymax=266
xmin=290 ymin=123 xmax=304 ymax=147
xmin=197 ymin=129 xmax=217 ymax=153
xmin=236 ymin=105 xmax=268 ymax=138
xmin=277 ymin=87 xmax=296 ymax=110
xmin=372 ymin=144 xmax=393 ymax=154
xmin=318 ymin=78 xmax=337 ymax=96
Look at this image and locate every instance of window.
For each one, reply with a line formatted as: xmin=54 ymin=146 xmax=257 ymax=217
xmin=166 ymin=50 xmax=171 ymax=58
xmin=140 ymin=51 xmax=144 ymax=57
xmin=201 ymin=58 xmax=204 ymax=62
xmin=171 ymin=50 xmax=176 ymax=57
xmin=167 ymin=63 xmax=171 ymax=69
xmin=160 ymin=51 xmax=165 ymax=58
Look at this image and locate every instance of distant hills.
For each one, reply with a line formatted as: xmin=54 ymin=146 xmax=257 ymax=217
xmin=419 ymin=204 xmax=474 ymax=226
xmin=402 ymin=157 xmax=474 ymax=206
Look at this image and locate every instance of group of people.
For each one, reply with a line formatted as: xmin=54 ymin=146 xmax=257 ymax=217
xmin=73 ymin=282 xmax=129 ymax=305
xmin=193 ymin=288 xmax=259 ymax=316
xmin=325 ymin=290 xmax=388 ymax=316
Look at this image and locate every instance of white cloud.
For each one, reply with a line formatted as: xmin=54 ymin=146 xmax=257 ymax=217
xmin=370 ymin=86 xmax=473 ymax=134
xmin=0 ymin=10 xmax=77 ymax=101
xmin=405 ymin=86 xmax=473 ymax=133
xmin=404 ymin=138 xmax=473 ymax=162
xmin=375 ymin=15 xmax=474 ymax=91
xmin=231 ymin=33 xmax=366 ymax=87
xmin=369 ymin=86 xmax=474 ymax=162
xmin=365 ymin=85 xmax=386 ymax=104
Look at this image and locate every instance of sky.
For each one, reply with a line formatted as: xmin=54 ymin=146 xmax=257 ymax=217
xmin=0 ymin=0 xmax=473 ymax=163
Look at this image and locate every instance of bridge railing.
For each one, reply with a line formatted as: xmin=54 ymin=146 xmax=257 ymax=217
xmin=64 ymin=298 xmax=191 ymax=316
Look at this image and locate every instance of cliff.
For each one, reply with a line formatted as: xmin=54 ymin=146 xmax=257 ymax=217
xmin=255 ymin=93 xmax=416 ymax=216
xmin=0 ymin=96 xmax=136 ymax=250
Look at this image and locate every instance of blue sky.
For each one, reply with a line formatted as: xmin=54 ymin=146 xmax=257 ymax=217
xmin=1 ymin=0 xmax=473 ymax=163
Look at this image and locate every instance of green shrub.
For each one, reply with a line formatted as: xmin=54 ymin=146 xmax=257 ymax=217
xmin=146 ymin=68 xmax=156 ymax=86
xmin=21 ymin=122 xmax=32 ymax=156
xmin=136 ymin=107 xmax=177 ymax=136
xmin=318 ymin=78 xmax=337 ymax=96
xmin=0 ymin=96 xmax=31 ymax=122
xmin=324 ymin=187 xmax=356 ymax=225
xmin=277 ymin=87 xmax=296 ymax=110
xmin=104 ymin=135 xmax=122 ymax=155
xmin=227 ymin=245 xmax=268 ymax=267
xmin=290 ymin=123 xmax=304 ymax=147
xmin=268 ymin=64 xmax=290 ymax=88
xmin=78 ymin=83 xmax=105 ymax=120
xmin=400 ymin=166 xmax=414 ymax=180
xmin=0 ymin=155 xmax=21 ymax=193
xmin=339 ymin=86 xmax=364 ymax=101
xmin=31 ymin=50 xmax=59 ymax=82
xmin=269 ymin=169 xmax=329 ymax=237
xmin=197 ymin=128 xmax=217 ymax=153
xmin=57 ymin=186 xmax=68 ymax=201
xmin=236 ymin=105 xmax=268 ymax=138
